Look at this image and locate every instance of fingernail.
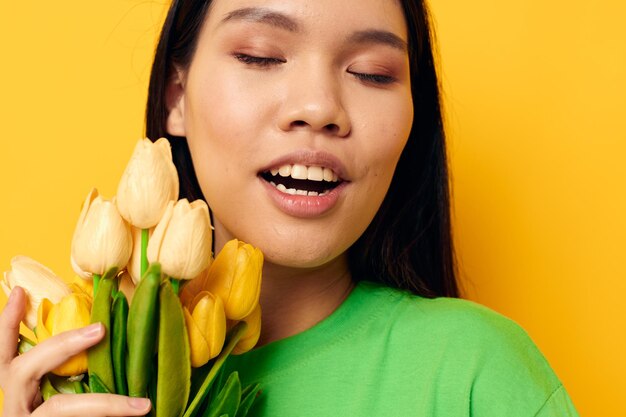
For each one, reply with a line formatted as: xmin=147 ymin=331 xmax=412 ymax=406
xmin=128 ymin=397 xmax=151 ymax=410
xmin=80 ymin=323 xmax=102 ymax=338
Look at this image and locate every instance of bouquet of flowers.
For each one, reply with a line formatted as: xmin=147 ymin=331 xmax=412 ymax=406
xmin=2 ymin=138 xmax=263 ymax=417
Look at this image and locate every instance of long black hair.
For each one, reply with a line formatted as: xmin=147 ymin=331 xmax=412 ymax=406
xmin=145 ymin=0 xmax=459 ymax=298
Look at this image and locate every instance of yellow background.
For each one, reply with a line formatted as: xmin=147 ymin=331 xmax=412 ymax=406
xmin=0 ymin=1 xmax=624 ymax=415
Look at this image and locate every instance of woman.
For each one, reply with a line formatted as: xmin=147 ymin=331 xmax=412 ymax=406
xmin=0 ymin=0 xmax=578 ymax=415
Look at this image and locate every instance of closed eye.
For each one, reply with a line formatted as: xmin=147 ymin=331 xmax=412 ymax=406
xmin=233 ymin=53 xmax=285 ymax=67
xmin=347 ymin=70 xmax=396 ymax=85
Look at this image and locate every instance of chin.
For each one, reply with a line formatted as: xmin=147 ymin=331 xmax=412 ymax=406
xmin=254 ymin=238 xmax=349 ymax=270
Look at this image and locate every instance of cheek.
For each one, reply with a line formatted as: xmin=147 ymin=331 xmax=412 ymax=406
xmin=357 ymin=95 xmax=413 ymax=189
xmin=185 ymin=70 xmax=259 ymax=148
xmin=183 ymin=67 xmax=272 ymax=190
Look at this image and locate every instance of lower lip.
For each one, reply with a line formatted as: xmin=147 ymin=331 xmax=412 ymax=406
xmin=259 ymin=177 xmax=348 ymax=218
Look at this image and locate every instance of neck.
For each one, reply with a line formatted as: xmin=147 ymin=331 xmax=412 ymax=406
xmin=256 ymin=255 xmax=354 ymax=346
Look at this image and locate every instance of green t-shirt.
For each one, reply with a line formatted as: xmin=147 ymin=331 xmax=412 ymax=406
xmin=224 ymin=281 xmax=579 ymax=416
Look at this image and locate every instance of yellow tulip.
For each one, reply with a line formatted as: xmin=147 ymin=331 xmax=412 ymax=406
xmin=147 ymin=199 xmax=212 ymax=279
xmin=183 ymin=291 xmax=226 ymax=367
xmin=67 ymin=275 xmax=94 ymax=300
xmin=116 ymin=138 xmax=179 ymax=229
xmin=71 ymin=188 xmax=132 ymax=275
xmin=232 ymin=303 xmax=262 ymax=355
xmin=205 ymin=239 xmax=263 ymax=320
xmin=1 ymin=256 xmax=71 ymax=330
xmin=36 ymin=293 xmax=92 ymax=376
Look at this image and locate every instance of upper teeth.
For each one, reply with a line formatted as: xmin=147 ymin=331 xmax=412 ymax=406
xmin=269 ymin=164 xmax=339 ymax=182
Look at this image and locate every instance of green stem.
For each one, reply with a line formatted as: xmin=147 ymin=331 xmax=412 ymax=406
xmin=171 ymin=278 xmax=180 ymax=295
xmin=183 ymin=322 xmax=248 ymax=417
xmin=73 ymin=380 xmax=85 ymax=394
xmin=93 ymin=274 xmax=101 ymax=296
xmin=141 ymin=228 xmax=149 ymax=278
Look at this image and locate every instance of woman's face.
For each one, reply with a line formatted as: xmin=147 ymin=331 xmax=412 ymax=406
xmin=167 ymin=0 xmax=413 ymax=268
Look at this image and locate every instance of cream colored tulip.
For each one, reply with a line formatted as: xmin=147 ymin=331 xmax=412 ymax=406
xmin=183 ymin=291 xmax=226 ymax=367
xmin=232 ymin=303 xmax=262 ymax=355
xmin=70 ymin=254 xmax=92 ymax=280
xmin=36 ymin=293 xmax=92 ymax=376
xmin=71 ymin=189 xmax=132 ymax=275
xmin=179 ymin=267 xmax=210 ymax=307
xmin=116 ymin=138 xmax=179 ymax=229
xmin=205 ymin=239 xmax=263 ymax=320
xmin=118 ymin=271 xmax=136 ymax=303
xmin=147 ymin=199 xmax=212 ymax=279
xmin=1 ymin=256 xmax=71 ymax=329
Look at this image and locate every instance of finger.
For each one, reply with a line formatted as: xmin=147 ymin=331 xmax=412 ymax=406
xmin=0 ymin=286 xmax=26 ymax=364
xmin=13 ymin=322 xmax=104 ymax=381
xmin=33 ymin=394 xmax=151 ymax=417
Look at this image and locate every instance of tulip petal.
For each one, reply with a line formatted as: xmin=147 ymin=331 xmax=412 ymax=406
xmin=184 ymin=307 xmax=211 ymax=367
xmin=35 ymin=298 xmax=54 ymax=343
xmin=72 ymin=194 xmax=133 ymax=275
xmin=34 ymin=294 xmax=92 ymax=376
xmin=147 ymin=201 xmax=174 ymax=267
xmin=118 ymin=271 xmax=136 ymax=303
xmin=179 ymin=268 xmax=210 ymax=307
xmin=116 ymin=138 xmax=179 ymax=229
xmin=149 ymin=199 xmax=212 ymax=280
xmin=4 ymin=256 xmax=71 ymax=329
xmin=206 ymin=241 xmax=262 ymax=320
xmin=233 ymin=304 xmax=262 ymax=355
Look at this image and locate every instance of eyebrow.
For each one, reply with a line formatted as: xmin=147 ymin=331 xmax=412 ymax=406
xmin=220 ymin=7 xmax=407 ymax=52
xmin=220 ymin=7 xmax=300 ymax=32
xmin=348 ymin=30 xmax=408 ymax=52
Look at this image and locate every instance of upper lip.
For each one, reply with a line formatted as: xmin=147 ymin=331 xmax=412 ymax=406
xmin=258 ymin=149 xmax=350 ymax=181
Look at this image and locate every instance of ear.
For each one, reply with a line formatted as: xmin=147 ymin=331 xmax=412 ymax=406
xmin=166 ymin=69 xmax=186 ymax=137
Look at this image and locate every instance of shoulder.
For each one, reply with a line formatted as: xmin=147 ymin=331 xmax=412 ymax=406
xmin=358 ymin=280 xmax=531 ymax=345
xmin=360 ymin=281 xmax=549 ymax=363
xmin=356 ymin=282 xmax=577 ymax=416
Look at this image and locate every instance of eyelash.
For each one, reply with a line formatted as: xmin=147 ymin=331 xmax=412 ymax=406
xmin=347 ymin=71 xmax=395 ymax=85
xmin=233 ymin=53 xmax=396 ymax=85
xmin=234 ymin=53 xmax=285 ymax=66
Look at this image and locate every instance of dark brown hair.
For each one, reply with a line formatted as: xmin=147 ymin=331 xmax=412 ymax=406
xmin=145 ymin=0 xmax=459 ymax=298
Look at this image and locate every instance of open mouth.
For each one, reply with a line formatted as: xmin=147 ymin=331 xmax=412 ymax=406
xmin=259 ymin=164 xmax=343 ymax=196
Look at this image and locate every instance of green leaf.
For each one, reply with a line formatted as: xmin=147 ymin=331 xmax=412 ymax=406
xmin=112 ymin=291 xmax=129 ymax=395
xmin=156 ymin=280 xmax=191 ymax=417
xmin=89 ymin=373 xmax=113 ymax=394
xmin=127 ymin=263 xmax=161 ymax=397
xmin=235 ymin=383 xmax=261 ymax=417
xmin=210 ymin=365 xmax=227 ymax=401
xmin=183 ymin=322 xmax=248 ymax=417
xmin=203 ymin=372 xmax=241 ymax=417
xmin=189 ymin=360 xmax=213 ymax=407
xmin=88 ymin=267 xmax=118 ymax=393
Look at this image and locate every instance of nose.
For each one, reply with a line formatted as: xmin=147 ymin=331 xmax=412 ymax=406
xmin=277 ymin=64 xmax=351 ymax=138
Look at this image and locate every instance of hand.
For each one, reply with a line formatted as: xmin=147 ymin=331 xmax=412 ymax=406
xmin=0 ymin=286 xmax=152 ymax=416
